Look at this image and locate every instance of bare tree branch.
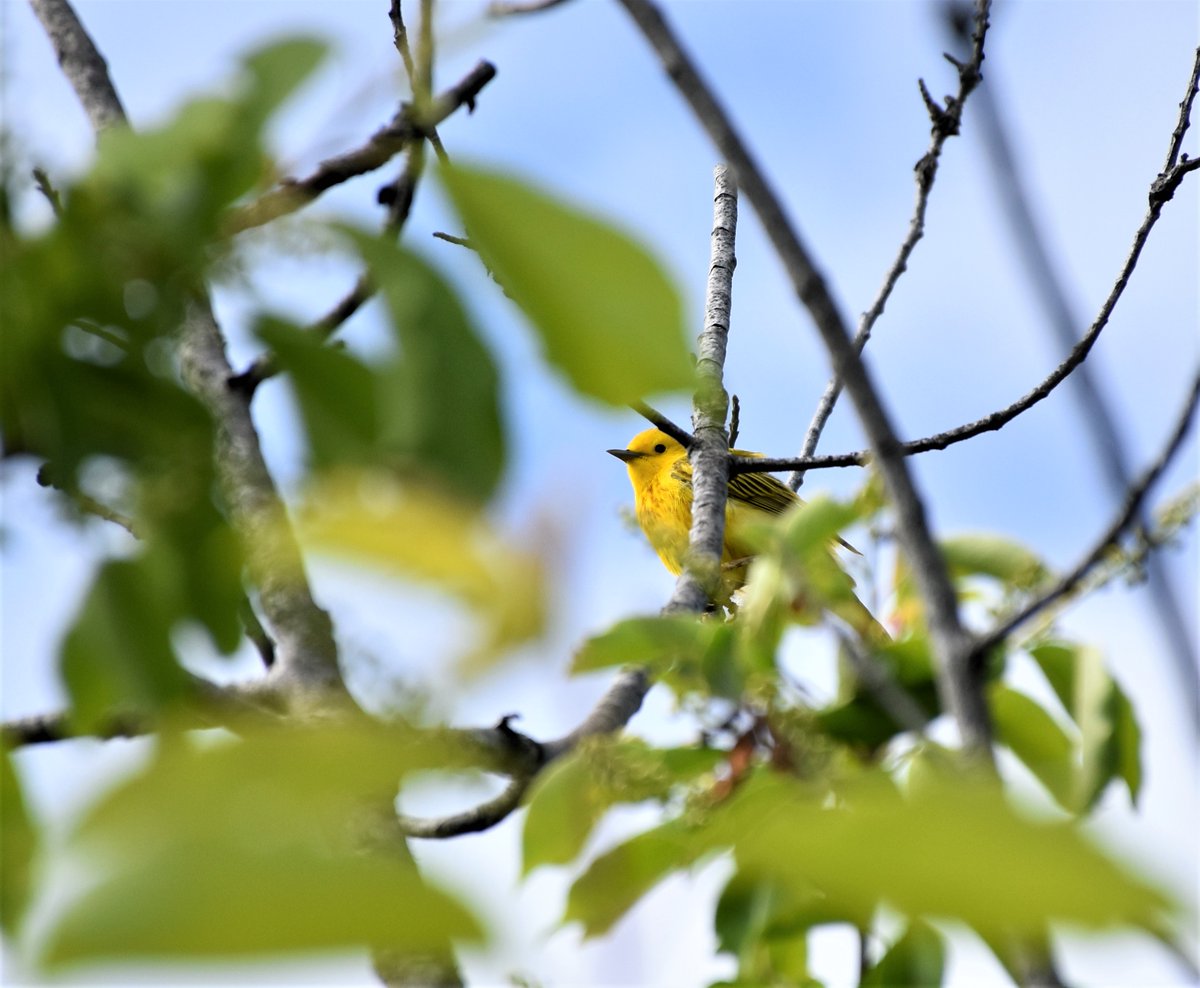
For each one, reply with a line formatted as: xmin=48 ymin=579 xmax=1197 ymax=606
xmin=790 ymin=0 xmax=989 ymax=490
xmin=1 ymin=710 xmax=143 ymax=747
xmin=618 ymin=0 xmax=993 ymax=758
xmin=28 ymin=0 xmax=126 ymax=134
xmin=974 ymin=369 xmax=1200 ymax=660
xmin=954 ymin=15 xmax=1197 ymax=730
xmin=226 ymin=60 xmax=496 ymax=235
xmin=398 ymin=667 xmax=651 ymax=839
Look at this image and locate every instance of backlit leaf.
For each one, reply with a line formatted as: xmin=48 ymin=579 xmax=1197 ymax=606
xmin=989 ymin=683 xmax=1076 ymax=810
xmin=0 ymin=754 xmax=36 ymax=937
xmin=712 ymin=769 xmax=1167 ymax=938
xmin=300 ymin=472 xmax=543 ymax=672
xmin=862 ymin=920 xmax=946 ymax=987
xmin=350 ymin=233 xmax=505 ymax=502
xmin=44 ymin=721 xmax=482 ymax=965
xmin=565 ymin=818 xmax=702 ymax=938
xmin=441 ymin=164 xmax=692 ymax=405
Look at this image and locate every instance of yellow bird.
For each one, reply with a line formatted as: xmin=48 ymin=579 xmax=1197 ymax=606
xmin=609 ymin=427 xmax=885 ymax=640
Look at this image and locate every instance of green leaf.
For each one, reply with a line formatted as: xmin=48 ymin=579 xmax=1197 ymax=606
xmin=989 ymin=683 xmax=1077 ymax=810
xmin=1 ymin=753 xmax=37 ymax=937
xmin=440 ymin=163 xmax=692 ymax=405
xmin=1028 ymin=642 xmax=1143 ymax=808
xmin=572 ymin=615 xmax=737 ymax=697
xmin=565 ymin=818 xmax=702 ymax=938
xmin=862 ymin=920 xmax=946 ymax=987
xmin=941 ymin=534 xmax=1050 ymax=590
xmin=60 ymin=558 xmax=195 ymax=731
xmin=714 ymin=871 xmax=824 ymax=985
xmin=239 ymin=37 xmax=326 ymax=124
xmin=349 ymin=233 xmax=505 ymax=502
xmin=522 ymin=741 xmax=721 ymax=875
xmin=256 ymin=317 xmax=381 ymax=470
xmin=712 ymin=769 xmax=1169 ymax=938
xmin=300 ymin=472 xmax=543 ymax=672
xmin=523 ymin=753 xmax=614 ymax=875
xmin=44 ymin=722 xmax=483 ymax=965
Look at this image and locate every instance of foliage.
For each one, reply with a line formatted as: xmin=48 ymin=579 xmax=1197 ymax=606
xmin=1 ymin=12 xmax=1189 ymax=988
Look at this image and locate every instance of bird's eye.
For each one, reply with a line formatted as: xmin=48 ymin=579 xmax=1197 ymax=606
xmin=653 ymin=443 xmax=667 ymax=454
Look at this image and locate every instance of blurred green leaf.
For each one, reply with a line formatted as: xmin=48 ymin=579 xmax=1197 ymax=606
xmin=300 ymin=472 xmax=543 ymax=673
xmin=523 ymin=753 xmax=613 ymax=875
xmin=2 ymin=38 xmax=326 ymax=483
xmin=714 ymin=871 xmax=822 ymax=986
xmin=440 ymin=163 xmax=692 ymax=405
xmin=941 ymin=534 xmax=1050 ymax=590
xmin=1 ymin=753 xmax=37 ymax=937
xmin=1028 ymin=642 xmax=1142 ymax=808
xmin=712 ymin=769 xmax=1168 ymax=938
xmin=45 ymin=721 xmax=482 ymax=965
xmin=573 ymin=614 xmax=737 ymax=697
xmin=862 ymin=920 xmax=945 ymax=988
xmin=565 ymin=818 xmax=702 ymax=938
xmin=989 ymin=683 xmax=1076 ymax=810
xmin=350 ymin=233 xmax=505 ymax=502
xmin=239 ymin=37 xmax=326 ymax=125
xmin=60 ymin=558 xmax=196 ymax=731
xmin=256 ymin=317 xmax=381 ymax=469
xmin=523 ymin=740 xmax=721 ymax=875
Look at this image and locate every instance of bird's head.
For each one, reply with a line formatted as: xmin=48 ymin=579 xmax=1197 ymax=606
xmin=607 ymin=428 xmax=686 ymax=483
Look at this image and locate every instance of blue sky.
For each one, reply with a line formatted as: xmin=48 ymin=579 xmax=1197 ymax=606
xmin=2 ymin=1 xmax=1198 ymax=984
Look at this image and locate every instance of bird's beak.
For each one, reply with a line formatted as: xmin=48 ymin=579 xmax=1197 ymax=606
xmin=608 ymin=448 xmax=645 ymax=463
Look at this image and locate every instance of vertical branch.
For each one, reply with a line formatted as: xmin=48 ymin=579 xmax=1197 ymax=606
xmin=619 ymin=0 xmax=993 ymax=757
xmin=30 ymin=0 xmax=347 ymax=706
xmin=664 ymin=165 xmax=738 ymax=614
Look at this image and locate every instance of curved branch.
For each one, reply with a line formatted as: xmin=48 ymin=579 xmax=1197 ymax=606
xmin=973 ymin=369 xmax=1200 ymax=659
xmin=401 ymin=668 xmax=651 ymax=839
xmin=790 ymin=0 xmax=989 ymax=490
xmin=225 ymin=60 xmax=496 ymax=235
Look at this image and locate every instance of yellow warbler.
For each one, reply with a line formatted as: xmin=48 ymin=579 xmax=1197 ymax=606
xmin=609 ymin=427 xmax=885 ymax=640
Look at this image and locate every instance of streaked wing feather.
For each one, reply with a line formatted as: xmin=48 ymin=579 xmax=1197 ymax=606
xmin=728 ymin=471 xmax=797 ymax=515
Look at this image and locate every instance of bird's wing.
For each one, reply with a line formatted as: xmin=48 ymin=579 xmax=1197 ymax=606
xmin=671 ymin=454 xmax=796 ymax=516
xmin=727 ymin=470 xmax=798 ymax=515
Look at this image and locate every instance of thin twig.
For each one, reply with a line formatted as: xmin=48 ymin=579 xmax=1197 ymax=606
xmin=618 ymin=0 xmax=992 ymax=757
xmin=957 ymin=13 xmax=1197 ymax=729
xmin=973 ymin=369 xmax=1200 ymax=659
xmin=226 ymin=60 xmax=496 ymax=235
xmin=790 ymin=0 xmax=990 ymax=491
xmin=1161 ymin=47 xmax=1200 ymax=173
xmin=31 ymin=167 xmax=63 ymax=215
xmin=1 ymin=710 xmax=144 ymax=747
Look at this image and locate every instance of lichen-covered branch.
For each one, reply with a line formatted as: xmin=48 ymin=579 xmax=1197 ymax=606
xmin=664 ymin=164 xmax=738 ymax=614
